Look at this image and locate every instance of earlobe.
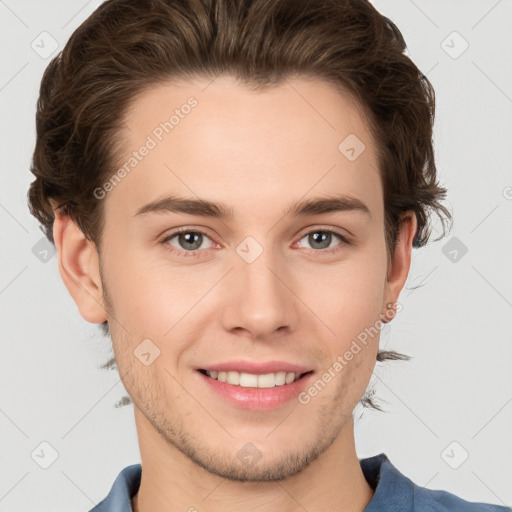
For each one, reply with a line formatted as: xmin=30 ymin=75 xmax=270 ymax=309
xmin=381 ymin=211 xmax=417 ymax=321
xmin=52 ymin=208 xmax=108 ymax=324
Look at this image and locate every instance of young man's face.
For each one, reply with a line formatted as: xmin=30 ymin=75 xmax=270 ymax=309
xmin=56 ymin=75 xmax=415 ymax=481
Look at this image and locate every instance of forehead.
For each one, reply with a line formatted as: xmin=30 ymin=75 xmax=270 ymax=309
xmin=106 ymin=74 xmax=382 ymax=223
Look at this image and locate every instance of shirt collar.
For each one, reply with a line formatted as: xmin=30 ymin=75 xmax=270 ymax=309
xmin=360 ymin=453 xmax=415 ymax=511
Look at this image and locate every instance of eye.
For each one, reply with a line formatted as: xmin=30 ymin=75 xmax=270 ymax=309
xmin=296 ymin=229 xmax=350 ymax=254
xmin=160 ymin=228 xmax=215 ymax=258
xmin=160 ymin=227 xmax=351 ymax=258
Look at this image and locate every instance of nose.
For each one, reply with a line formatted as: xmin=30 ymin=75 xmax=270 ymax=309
xmin=220 ymin=245 xmax=299 ymax=340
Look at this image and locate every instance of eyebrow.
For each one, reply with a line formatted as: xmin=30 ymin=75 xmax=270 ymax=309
xmin=133 ymin=194 xmax=371 ymax=219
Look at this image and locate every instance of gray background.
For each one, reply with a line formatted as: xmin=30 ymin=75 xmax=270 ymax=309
xmin=1 ymin=0 xmax=511 ymax=510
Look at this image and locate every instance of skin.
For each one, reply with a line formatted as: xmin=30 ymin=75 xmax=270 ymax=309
xmin=51 ymin=74 xmax=417 ymax=512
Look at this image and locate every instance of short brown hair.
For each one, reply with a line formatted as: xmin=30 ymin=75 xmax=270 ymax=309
xmin=27 ymin=0 xmax=452 ymax=411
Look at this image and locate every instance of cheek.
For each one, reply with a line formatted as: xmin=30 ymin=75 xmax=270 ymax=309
xmin=310 ymin=257 xmax=386 ymax=337
xmin=101 ymin=240 xmax=180 ymax=325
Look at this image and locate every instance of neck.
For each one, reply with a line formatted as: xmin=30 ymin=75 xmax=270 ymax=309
xmin=131 ymin=410 xmax=374 ymax=512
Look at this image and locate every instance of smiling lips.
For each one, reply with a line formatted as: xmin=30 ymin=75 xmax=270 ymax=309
xmin=198 ymin=364 xmax=316 ymax=410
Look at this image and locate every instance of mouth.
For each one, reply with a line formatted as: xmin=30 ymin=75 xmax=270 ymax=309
xmin=196 ymin=367 xmax=316 ymax=410
xmin=197 ymin=369 xmax=314 ymax=388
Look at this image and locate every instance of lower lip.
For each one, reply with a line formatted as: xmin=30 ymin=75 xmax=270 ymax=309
xmin=197 ymin=370 xmax=314 ymax=411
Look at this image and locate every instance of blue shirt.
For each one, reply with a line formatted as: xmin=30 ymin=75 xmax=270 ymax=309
xmin=90 ymin=453 xmax=510 ymax=511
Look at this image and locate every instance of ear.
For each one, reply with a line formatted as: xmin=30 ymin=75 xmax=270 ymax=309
xmin=51 ymin=203 xmax=108 ymax=324
xmin=381 ymin=211 xmax=417 ymax=322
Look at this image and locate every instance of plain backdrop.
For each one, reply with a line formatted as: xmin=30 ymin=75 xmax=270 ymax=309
xmin=1 ymin=0 xmax=511 ymax=510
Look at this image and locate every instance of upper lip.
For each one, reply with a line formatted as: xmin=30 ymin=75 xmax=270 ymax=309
xmin=198 ymin=360 xmax=313 ymax=375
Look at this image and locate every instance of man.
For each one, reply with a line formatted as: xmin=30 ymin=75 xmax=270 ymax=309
xmin=27 ymin=0 xmax=510 ymax=510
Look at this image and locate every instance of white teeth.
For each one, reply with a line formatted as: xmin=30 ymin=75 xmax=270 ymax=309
xmin=285 ymin=372 xmax=295 ymax=384
xmin=226 ymin=371 xmax=240 ymax=385
xmin=239 ymin=372 xmax=258 ymax=387
xmin=257 ymin=373 xmax=275 ymax=388
xmin=275 ymin=371 xmax=286 ymax=386
xmin=204 ymin=370 xmax=303 ymax=388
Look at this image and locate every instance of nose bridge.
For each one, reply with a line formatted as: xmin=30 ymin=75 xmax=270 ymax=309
xmin=224 ymin=234 xmax=296 ymax=336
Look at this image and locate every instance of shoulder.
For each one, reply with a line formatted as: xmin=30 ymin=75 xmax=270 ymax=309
xmin=360 ymin=453 xmax=510 ymax=512
xmin=413 ymin=486 xmax=511 ymax=512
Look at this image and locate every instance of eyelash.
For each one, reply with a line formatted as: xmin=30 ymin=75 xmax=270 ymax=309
xmin=159 ymin=226 xmax=351 ymax=259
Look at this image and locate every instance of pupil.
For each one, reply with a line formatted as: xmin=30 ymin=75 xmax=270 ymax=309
xmin=310 ymin=231 xmax=330 ymax=249
xmin=181 ymin=232 xmax=201 ymax=250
